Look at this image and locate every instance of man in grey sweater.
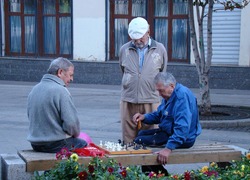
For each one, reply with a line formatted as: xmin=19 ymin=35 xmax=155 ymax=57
xmin=27 ymin=57 xmax=87 ymax=153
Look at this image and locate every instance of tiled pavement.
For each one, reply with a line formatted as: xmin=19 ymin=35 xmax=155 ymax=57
xmin=0 ymin=80 xmax=249 ymax=155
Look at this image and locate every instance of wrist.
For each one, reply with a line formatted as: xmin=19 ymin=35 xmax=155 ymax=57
xmin=164 ymin=148 xmax=172 ymax=152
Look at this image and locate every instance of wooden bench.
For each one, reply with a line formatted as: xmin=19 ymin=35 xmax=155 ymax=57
xmin=17 ymin=143 xmax=242 ymax=173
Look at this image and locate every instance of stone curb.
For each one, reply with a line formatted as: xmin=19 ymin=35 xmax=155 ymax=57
xmin=200 ymin=118 xmax=250 ymax=129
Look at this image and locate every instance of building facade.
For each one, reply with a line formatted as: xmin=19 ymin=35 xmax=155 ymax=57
xmin=0 ymin=0 xmax=249 ymax=89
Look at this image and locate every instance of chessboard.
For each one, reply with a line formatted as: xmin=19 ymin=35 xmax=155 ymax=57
xmin=90 ymin=141 xmax=152 ymax=155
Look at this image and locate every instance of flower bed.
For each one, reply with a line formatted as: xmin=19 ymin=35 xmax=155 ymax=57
xmin=34 ymin=148 xmax=250 ymax=180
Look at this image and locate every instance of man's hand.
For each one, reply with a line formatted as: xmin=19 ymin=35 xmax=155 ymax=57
xmin=132 ymin=113 xmax=145 ymax=124
xmin=155 ymin=148 xmax=172 ymax=165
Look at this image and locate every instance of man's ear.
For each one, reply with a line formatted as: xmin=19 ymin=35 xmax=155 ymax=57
xmin=170 ymin=83 xmax=175 ymax=89
xmin=57 ymin=69 xmax=63 ymax=78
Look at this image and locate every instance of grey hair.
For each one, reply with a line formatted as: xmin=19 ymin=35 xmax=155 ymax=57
xmin=154 ymin=72 xmax=176 ymax=86
xmin=47 ymin=57 xmax=73 ymax=75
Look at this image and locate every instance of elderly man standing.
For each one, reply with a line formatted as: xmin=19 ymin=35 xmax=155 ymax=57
xmin=27 ymin=57 xmax=87 ymax=153
xmin=119 ymin=17 xmax=168 ymax=144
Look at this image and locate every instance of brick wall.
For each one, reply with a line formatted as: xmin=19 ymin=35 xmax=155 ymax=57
xmin=0 ymin=58 xmax=249 ymax=90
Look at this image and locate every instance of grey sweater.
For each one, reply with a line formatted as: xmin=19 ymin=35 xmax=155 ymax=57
xmin=27 ymin=74 xmax=80 ymax=143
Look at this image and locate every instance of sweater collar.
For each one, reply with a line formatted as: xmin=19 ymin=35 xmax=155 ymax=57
xmin=42 ymin=74 xmax=66 ymax=87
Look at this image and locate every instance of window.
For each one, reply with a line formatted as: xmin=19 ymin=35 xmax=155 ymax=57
xmin=109 ymin=0 xmax=189 ymax=63
xmin=4 ymin=0 xmax=72 ymax=58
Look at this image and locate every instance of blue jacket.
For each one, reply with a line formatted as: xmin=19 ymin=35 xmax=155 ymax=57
xmin=143 ymin=83 xmax=202 ymax=150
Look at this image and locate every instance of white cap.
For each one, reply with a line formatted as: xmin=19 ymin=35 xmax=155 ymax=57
xmin=128 ymin=17 xmax=149 ymax=40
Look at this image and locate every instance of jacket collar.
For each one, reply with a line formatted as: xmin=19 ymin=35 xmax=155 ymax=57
xmin=163 ymin=83 xmax=180 ymax=104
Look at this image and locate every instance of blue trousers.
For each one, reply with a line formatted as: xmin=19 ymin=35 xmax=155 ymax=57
xmin=134 ymin=128 xmax=195 ymax=148
xmin=31 ymin=137 xmax=87 ymax=153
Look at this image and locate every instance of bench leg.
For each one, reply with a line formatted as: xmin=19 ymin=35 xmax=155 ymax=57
xmin=1 ymin=154 xmax=33 ymax=180
xmin=216 ymin=162 xmax=232 ymax=169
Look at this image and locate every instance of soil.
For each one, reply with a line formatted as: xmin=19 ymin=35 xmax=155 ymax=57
xmin=199 ymin=105 xmax=250 ymax=121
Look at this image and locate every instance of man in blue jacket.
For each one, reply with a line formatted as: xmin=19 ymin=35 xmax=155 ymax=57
xmin=133 ymin=72 xmax=202 ymax=165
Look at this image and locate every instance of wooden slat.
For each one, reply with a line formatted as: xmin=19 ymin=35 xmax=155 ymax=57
xmin=18 ymin=144 xmax=242 ymax=172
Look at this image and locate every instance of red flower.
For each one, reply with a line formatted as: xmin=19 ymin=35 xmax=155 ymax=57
xmin=157 ymin=173 xmax=165 ymax=178
xmin=120 ymin=169 xmax=127 ymax=178
xmin=55 ymin=152 xmax=62 ymax=160
xmin=57 ymin=147 xmax=72 ymax=159
xmin=204 ymin=170 xmax=218 ymax=177
xmin=148 ymin=171 xmax=156 ymax=178
xmin=60 ymin=147 xmax=69 ymax=155
xmin=78 ymin=171 xmax=88 ymax=180
xmin=88 ymin=165 xmax=95 ymax=173
xmin=108 ymin=167 xmax=114 ymax=173
xmin=173 ymin=174 xmax=179 ymax=179
xmin=66 ymin=152 xmax=72 ymax=158
xmin=184 ymin=171 xmax=191 ymax=180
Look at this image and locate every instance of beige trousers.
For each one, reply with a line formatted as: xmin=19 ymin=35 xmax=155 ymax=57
xmin=120 ymin=101 xmax=160 ymax=143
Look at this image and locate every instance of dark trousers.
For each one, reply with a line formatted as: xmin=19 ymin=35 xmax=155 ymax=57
xmin=134 ymin=128 xmax=195 ymax=148
xmin=135 ymin=128 xmax=195 ymax=175
xmin=134 ymin=128 xmax=168 ymax=146
xmin=31 ymin=137 xmax=87 ymax=153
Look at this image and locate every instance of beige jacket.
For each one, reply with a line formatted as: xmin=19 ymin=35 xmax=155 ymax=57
xmin=119 ymin=39 xmax=168 ymax=103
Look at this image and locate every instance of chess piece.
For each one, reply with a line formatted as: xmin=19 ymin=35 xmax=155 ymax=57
xmin=142 ymin=144 xmax=147 ymax=150
xmin=133 ymin=143 xmax=140 ymax=150
xmin=125 ymin=144 xmax=128 ymax=150
xmin=137 ymin=121 xmax=142 ymax=129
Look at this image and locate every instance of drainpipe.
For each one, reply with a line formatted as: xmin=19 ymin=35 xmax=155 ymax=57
xmin=105 ymin=0 xmax=108 ymax=61
xmin=0 ymin=0 xmax=5 ymax=56
xmin=0 ymin=0 xmax=2 ymax=56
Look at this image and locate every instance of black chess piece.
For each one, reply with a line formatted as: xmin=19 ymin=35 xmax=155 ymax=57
xmin=137 ymin=138 xmax=143 ymax=145
xmin=125 ymin=144 xmax=128 ymax=150
xmin=128 ymin=142 xmax=133 ymax=147
xmin=133 ymin=143 xmax=140 ymax=150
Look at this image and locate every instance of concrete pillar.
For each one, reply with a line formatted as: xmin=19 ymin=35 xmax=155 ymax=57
xmin=1 ymin=154 xmax=33 ymax=180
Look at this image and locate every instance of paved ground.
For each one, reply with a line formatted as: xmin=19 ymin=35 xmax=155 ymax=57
xmin=0 ymin=80 xmax=249 ymax=173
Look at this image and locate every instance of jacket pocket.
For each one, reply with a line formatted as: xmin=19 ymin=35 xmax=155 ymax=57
xmin=122 ymin=73 xmax=132 ymax=89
